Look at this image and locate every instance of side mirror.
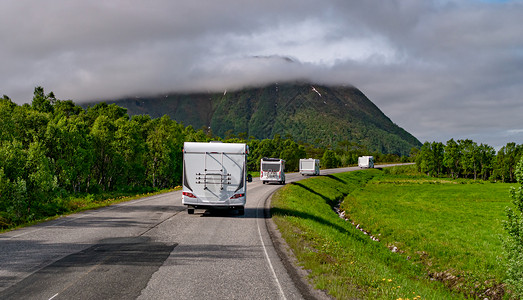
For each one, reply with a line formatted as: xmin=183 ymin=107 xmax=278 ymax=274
xmin=247 ymin=174 xmax=253 ymax=182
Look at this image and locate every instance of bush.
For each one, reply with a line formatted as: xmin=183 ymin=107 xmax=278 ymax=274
xmin=503 ymin=157 xmax=523 ymax=297
xmin=381 ymin=164 xmax=418 ymax=175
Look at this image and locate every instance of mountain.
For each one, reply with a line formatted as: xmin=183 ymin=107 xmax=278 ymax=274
xmin=86 ymin=82 xmax=421 ymax=155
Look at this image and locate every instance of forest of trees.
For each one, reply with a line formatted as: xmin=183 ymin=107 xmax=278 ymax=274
xmin=414 ymin=140 xmax=522 ymax=182
xmin=3 ymin=87 xmax=519 ymax=229
xmin=1 ymin=87 xmax=398 ymax=228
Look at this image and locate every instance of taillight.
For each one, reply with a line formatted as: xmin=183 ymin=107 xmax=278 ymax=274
xmin=183 ymin=192 xmax=196 ymax=198
xmin=230 ymin=193 xmax=244 ymax=199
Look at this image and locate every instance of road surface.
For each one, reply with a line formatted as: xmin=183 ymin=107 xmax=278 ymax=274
xmin=0 ymin=165 xmax=402 ymax=299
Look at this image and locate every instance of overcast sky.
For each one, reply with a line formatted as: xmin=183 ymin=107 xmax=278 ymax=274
xmin=1 ymin=0 xmax=522 ymax=149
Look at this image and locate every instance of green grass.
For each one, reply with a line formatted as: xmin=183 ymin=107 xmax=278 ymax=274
xmin=248 ymin=171 xmax=260 ymax=178
xmin=271 ymin=167 xmax=512 ymax=299
xmin=341 ymin=172 xmax=510 ymax=298
xmin=0 ymin=187 xmax=179 ymax=233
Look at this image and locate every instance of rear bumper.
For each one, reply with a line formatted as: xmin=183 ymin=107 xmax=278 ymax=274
xmin=182 ymin=196 xmax=245 ymax=208
xmin=184 ymin=204 xmax=245 ymax=210
xmin=300 ymin=170 xmax=317 ymax=175
xmin=260 ymin=175 xmax=284 ymax=182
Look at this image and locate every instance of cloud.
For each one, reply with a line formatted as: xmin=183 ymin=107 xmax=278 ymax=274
xmin=1 ymin=0 xmax=523 ymax=148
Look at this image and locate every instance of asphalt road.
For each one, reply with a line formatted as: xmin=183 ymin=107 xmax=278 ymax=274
xmin=0 ymin=165 xmax=403 ymax=300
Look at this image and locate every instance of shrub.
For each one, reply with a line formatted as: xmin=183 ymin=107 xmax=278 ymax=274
xmin=503 ymin=157 xmax=523 ymax=297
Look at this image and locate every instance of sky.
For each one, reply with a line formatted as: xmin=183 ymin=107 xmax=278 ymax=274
xmin=1 ymin=0 xmax=522 ymax=149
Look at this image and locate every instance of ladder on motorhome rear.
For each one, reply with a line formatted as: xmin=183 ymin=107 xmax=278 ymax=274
xmin=195 ymin=151 xmax=231 ymax=190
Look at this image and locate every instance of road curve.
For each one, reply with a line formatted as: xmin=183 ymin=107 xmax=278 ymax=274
xmin=0 ymin=164 xmax=405 ymax=299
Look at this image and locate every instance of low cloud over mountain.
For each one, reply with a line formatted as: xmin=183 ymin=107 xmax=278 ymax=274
xmin=1 ymin=1 xmax=523 ymax=148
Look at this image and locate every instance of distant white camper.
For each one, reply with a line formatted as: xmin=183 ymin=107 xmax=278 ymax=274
xmin=299 ymin=158 xmax=320 ymax=176
xmin=260 ymin=157 xmax=285 ymax=185
xmin=358 ymin=156 xmax=374 ymax=168
xmin=182 ymin=142 xmax=251 ymax=215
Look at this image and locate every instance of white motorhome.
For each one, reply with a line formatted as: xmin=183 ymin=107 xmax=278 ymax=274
xmin=260 ymin=157 xmax=285 ymax=185
xmin=358 ymin=156 xmax=374 ymax=168
xmin=182 ymin=142 xmax=251 ymax=215
xmin=299 ymin=158 xmax=320 ymax=176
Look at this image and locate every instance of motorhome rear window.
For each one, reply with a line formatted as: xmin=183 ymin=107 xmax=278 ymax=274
xmin=301 ymin=161 xmax=314 ymax=169
xmin=261 ymin=163 xmax=281 ymax=171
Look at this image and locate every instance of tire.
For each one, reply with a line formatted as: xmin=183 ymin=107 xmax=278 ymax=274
xmin=262 ymin=181 xmax=266 ymax=184
xmin=238 ymin=207 xmax=245 ymax=216
xmin=188 ymin=208 xmax=194 ymax=214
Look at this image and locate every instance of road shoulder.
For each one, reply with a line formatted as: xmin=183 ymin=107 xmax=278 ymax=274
xmin=263 ymin=189 xmax=333 ymax=300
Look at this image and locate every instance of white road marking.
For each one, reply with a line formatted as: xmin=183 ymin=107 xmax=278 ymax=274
xmin=48 ymin=293 xmax=59 ymax=300
xmin=256 ymin=188 xmax=287 ymax=300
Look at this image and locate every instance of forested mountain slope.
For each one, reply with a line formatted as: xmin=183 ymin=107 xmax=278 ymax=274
xmin=88 ymin=83 xmax=421 ymax=155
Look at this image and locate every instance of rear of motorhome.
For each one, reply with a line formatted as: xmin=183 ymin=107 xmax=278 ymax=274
xmin=260 ymin=157 xmax=285 ymax=185
xmin=299 ymin=158 xmax=320 ymax=176
xmin=182 ymin=142 xmax=250 ymax=215
xmin=358 ymin=156 xmax=374 ymax=168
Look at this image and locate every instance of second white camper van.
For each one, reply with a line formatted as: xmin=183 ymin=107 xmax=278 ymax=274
xmin=299 ymin=158 xmax=320 ymax=176
xmin=358 ymin=156 xmax=374 ymax=168
xmin=182 ymin=142 xmax=250 ymax=215
xmin=260 ymin=157 xmax=285 ymax=185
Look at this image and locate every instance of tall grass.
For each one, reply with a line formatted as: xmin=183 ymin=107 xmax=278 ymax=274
xmin=272 ymin=170 xmax=458 ymax=299
xmin=272 ymin=167 xmax=511 ymax=299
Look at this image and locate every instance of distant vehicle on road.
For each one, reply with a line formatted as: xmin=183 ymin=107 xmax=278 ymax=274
xmin=260 ymin=157 xmax=285 ymax=185
xmin=182 ymin=141 xmax=251 ymax=215
xmin=299 ymin=158 xmax=320 ymax=176
xmin=358 ymin=156 xmax=374 ymax=168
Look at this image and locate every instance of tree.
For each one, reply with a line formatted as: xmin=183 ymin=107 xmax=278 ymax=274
xmin=431 ymin=141 xmax=445 ymax=176
xmin=90 ymin=115 xmax=117 ymax=190
xmin=53 ymin=99 xmax=83 ymax=118
xmin=146 ymin=116 xmax=183 ymax=188
xmin=416 ymin=142 xmax=434 ymax=176
xmin=503 ymin=157 xmax=523 ymax=297
xmin=44 ymin=116 xmax=93 ymax=192
xmin=494 ymin=143 xmax=523 ymax=182
xmin=322 ymin=150 xmax=339 ymax=169
xmin=0 ymin=96 xmax=16 ymax=142
xmin=12 ymin=104 xmax=50 ymax=148
xmin=184 ymin=125 xmax=208 ymax=143
xmin=113 ymin=117 xmax=147 ymax=187
xmin=85 ymin=102 xmax=128 ymax=126
xmin=459 ymin=139 xmax=479 ymax=179
xmin=0 ymin=140 xmax=28 ymax=224
xmin=444 ymin=139 xmax=461 ymax=179
xmin=478 ymin=143 xmax=495 ymax=181
xmin=279 ymin=139 xmax=306 ymax=172
xmin=25 ymin=140 xmax=58 ymax=215
xmin=31 ymin=86 xmax=55 ymax=113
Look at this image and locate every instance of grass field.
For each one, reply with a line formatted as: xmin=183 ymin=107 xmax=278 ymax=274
xmin=271 ymin=166 xmax=512 ymax=299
